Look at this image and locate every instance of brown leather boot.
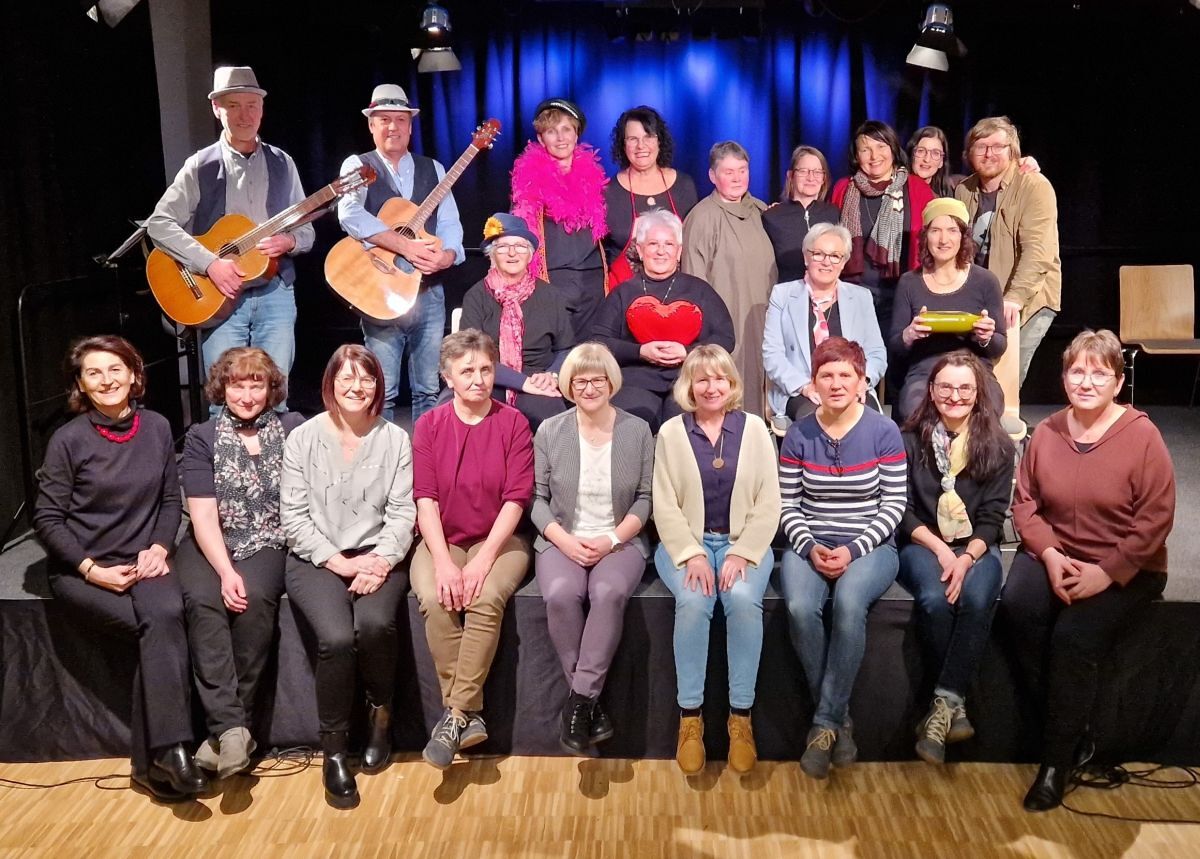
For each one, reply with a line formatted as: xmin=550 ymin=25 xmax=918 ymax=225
xmin=676 ymin=715 xmax=705 ymax=775
xmin=727 ymin=713 xmax=757 ymax=773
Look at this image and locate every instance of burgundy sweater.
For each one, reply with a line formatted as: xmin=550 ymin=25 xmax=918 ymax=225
xmin=412 ymin=400 xmax=534 ymax=547
xmin=1012 ymin=407 xmax=1175 ymax=585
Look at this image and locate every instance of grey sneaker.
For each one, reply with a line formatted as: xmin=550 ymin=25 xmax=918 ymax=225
xmin=193 ymin=737 xmax=219 ymax=773
xmin=459 ymin=712 xmax=489 ymax=750
xmin=915 ymin=696 xmax=954 ymax=764
xmin=216 ymin=726 xmax=256 ymax=779
xmin=800 ymin=726 xmax=837 ymax=780
xmin=947 ymin=702 xmax=975 ymax=744
xmin=832 ymin=718 xmax=857 ymax=767
xmin=423 ymin=709 xmax=468 ymax=770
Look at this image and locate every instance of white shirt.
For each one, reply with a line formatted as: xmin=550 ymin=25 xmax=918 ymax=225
xmin=572 ymin=437 xmax=615 ymax=537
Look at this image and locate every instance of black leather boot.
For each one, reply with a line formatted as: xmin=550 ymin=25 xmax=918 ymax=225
xmin=148 ymin=743 xmax=209 ymax=796
xmin=361 ymin=702 xmax=392 ymax=773
xmin=321 ymin=731 xmax=359 ymax=809
xmin=1022 ymin=763 xmax=1069 ymax=812
xmin=589 ymin=699 xmax=614 ymax=744
xmin=560 ymin=692 xmax=593 ymax=755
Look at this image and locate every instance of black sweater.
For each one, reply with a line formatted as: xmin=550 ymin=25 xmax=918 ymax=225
xmin=761 ymin=199 xmax=841 ymax=284
xmin=888 ymin=264 xmax=1007 ymax=367
xmin=899 ymin=430 xmax=1014 ymax=548
xmin=34 ymin=408 xmax=181 ymax=570
xmin=590 ymin=271 xmax=736 ymax=393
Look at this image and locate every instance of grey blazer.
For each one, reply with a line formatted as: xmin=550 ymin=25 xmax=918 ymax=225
xmin=531 ymin=407 xmax=655 ymax=557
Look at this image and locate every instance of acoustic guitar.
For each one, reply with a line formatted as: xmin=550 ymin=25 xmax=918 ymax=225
xmin=324 ymin=119 xmax=501 ymax=323
xmin=146 ymin=165 xmax=376 ymax=327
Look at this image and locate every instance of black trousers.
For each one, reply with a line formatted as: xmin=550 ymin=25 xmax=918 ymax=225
xmin=1000 ymin=552 xmax=1166 ymax=767
xmin=175 ymin=535 xmax=286 ymax=737
xmin=611 ymin=385 xmax=682 ymax=434
xmin=284 ymin=552 xmax=408 ymax=733
xmin=48 ymin=569 xmax=193 ymax=775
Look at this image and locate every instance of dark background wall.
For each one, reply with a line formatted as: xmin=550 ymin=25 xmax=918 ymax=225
xmin=3 ymin=0 xmax=1198 ymax=536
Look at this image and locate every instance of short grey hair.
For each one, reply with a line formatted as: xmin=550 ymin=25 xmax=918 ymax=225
xmin=633 ymin=209 xmax=683 ymax=245
xmin=485 ymin=237 xmax=535 ymax=270
xmin=708 ymin=140 xmax=749 ymax=171
xmin=802 ymin=222 xmax=853 ymax=256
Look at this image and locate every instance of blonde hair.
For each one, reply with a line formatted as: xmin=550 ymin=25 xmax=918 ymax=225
xmin=964 ymin=115 xmax=1023 ymax=161
xmin=1062 ymin=329 xmax=1124 ymax=377
xmin=672 ymin=344 xmax=744 ymax=413
xmin=558 ymin=342 xmax=622 ymax=401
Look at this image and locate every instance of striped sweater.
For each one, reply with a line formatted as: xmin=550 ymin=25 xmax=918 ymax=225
xmin=779 ymin=408 xmax=907 ymax=561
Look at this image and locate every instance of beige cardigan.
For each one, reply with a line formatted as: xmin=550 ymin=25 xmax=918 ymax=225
xmin=652 ymin=411 xmax=781 ymax=567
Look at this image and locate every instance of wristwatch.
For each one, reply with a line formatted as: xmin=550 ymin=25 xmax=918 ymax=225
xmin=607 ymin=531 xmax=622 ymax=550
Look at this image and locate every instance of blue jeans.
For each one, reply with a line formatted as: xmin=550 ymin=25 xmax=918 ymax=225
xmin=779 ymin=543 xmax=898 ymax=729
xmin=201 ymin=276 xmax=296 ymax=412
xmin=896 ymin=543 xmax=1002 ymax=700
xmin=362 ymin=284 xmax=445 ymax=423
xmin=654 ymin=537 xmax=775 ymax=710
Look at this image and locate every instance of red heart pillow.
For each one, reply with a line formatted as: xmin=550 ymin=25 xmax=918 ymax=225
xmin=625 ymin=295 xmax=704 ymax=345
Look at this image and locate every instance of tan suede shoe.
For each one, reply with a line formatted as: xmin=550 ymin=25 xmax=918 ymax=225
xmin=727 ymin=714 xmax=757 ymax=773
xmin=676 ymin=715 xmax=705 ymax=775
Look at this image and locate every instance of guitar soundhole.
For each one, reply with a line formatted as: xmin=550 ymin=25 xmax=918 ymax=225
xmin=396 ymin=226 xmax=418 ymax=241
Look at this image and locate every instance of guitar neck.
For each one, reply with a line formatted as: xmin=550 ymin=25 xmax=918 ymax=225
xmin=398 ymin=145 xmax=481 ymax=234
xmin=227 ymin=184 xmax=339 ymax=255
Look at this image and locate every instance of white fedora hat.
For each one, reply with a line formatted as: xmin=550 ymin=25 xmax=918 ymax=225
xmin=362 ymin=84 xmax=420 ymax=117
xmin=208 ymin=66 xmax=267 ymax=101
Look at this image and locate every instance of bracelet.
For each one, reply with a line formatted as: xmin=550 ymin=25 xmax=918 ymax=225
xmin=82 ymin=560 xmax=96 ymax=580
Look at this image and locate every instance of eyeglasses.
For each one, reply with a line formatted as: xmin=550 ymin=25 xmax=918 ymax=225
xmin=824 ymin=436 xmax=844 ymax=478
xmin=571 ymin=376 xmax=609 ymax=392
xmin=1066 ymin=369 xmax=1116 ymax=386
xmin=335 ymin=374 xmax=377 ymax=389
xmin=792 ymin=168 xmax=825 ymax=178
xmin=807 ymin=250 xmax=845 ymax=264
xmin=933 ymin=382 xmax=977 ymax=399
xmin=494 ymin=243 xmax=531 ymax=255
xmin=913 ymin=147 xmax=944 ymax=161
xmin=624 ymin=134 xmax=658 ymax=147
xmin=971 ymin=143 xmax=1010 ymax=156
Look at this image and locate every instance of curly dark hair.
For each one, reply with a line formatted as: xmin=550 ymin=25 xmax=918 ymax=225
xmin=65 ymin=334 xmax=145 ymax=414
xmin=610 ymin=106 xmax=675 ymax=170
xmin=203 ymin=346 xmax=287 ymax=409
xmin=918 ymin=215 xmax=976 ymax=271
xmin=902 ymin=350 xmax=1015 ymax=481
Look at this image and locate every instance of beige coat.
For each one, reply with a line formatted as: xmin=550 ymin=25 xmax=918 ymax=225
xmin=682 ymin=192 xmax=778 ymax=416
xmin=955 ymin=161 xmax=1062 ymax=324
xmin=652 ymin=412 xmax=781 ymax=568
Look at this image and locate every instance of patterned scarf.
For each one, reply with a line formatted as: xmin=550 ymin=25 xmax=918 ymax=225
xmin=484 ymin=268 xmax=537 ymax=404
xmin=213 ymin=407 xmax=287 ymax=560
xmin=930 ymin=422 xmax=972 ymax=542
xmin=840 ymin=167 xmax=909 ymax=279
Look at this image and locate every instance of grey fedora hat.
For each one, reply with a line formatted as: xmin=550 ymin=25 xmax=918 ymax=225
xmin=362 ymin=84 xmax=420 ymax=117
xmin=208 ymin=66 xmax=267 ymax=100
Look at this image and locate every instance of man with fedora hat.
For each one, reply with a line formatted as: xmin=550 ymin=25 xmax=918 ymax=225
xmin=337 ymin=83 xmax=464 ymax=424
xmin=147 ymin=65 xmax=314 ymax=394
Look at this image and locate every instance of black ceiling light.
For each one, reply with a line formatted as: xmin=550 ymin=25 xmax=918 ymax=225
xmin=906 ymin=3 xmax=967 ymax=72
xmin=412 ymin=2 xmax=462 ymax=73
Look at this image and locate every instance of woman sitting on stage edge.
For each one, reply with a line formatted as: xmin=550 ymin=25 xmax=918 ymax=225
xmin=34 ymin=335 xmax=207 ymax=801
xmin=281 ymin=345 xmax=416 ymax=809
xmin=177 ymin=347 xmax=304 ymax=780
xmin=897 ymin=351 xmax=1014 ymax=764
xmin=532 ymin=343 xmax=655 ymax=753
xmin=1003 ymin=329 xmax=1175 ymax=812
xmin=653 ymin=345 xmax=781 ymax=775
xmin=411 ymin=329 xmax=535 ymax=769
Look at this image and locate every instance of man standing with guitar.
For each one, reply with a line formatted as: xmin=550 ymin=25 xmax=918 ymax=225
xmin=146 ymin=66 xmax=314 ymax=390
xmin=336 ymin=84 xmax=464 ymax=423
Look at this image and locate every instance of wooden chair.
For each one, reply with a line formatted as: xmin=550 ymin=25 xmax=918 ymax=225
xmin=1119 ymin=264 xmax=1200 ymax=406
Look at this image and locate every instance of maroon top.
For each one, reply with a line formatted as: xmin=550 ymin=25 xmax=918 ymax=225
xmin=413 ymin=399 xmax=535 ymax=547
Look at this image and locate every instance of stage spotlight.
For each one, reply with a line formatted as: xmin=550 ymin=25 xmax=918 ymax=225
xmin=84 ymin=0 xmax=142 ymax=27
xmin=412 ymin=2 xmax=462 ymax=73
xmin=905 ymin=3 xmax=967 ymax=72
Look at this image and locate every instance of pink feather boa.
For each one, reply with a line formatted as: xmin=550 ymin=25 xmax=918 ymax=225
xmin=510 ymin=141 xmax=609 ymax=245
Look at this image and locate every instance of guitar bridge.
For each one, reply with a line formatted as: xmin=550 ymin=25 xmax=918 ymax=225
xmin=179 ymin=265 xmax=203 ymax=300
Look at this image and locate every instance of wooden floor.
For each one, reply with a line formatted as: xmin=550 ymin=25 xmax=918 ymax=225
xmin=1 ymin=755 xmax=1198 ymax=858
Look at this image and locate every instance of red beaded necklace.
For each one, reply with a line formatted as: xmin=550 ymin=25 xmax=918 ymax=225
xmin=94 ymin=412 xmax=140 ymax=444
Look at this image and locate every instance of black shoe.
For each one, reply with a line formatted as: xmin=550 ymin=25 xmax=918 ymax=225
xmin=149 ymin=743 xmax=209 ymax=795
xmin=361 ymin=702 xmax=392 ymax=773
xmin=130 ymin=770 xmax=189 ymax=803
xmin=589 ymin=700 xmax=614 ymax=745
xmin=1023 ymin=763 xmax=1069 ymax=812
xmin=321 ymin=731 xmax=360 ymax=809
xmin=560 ymin=693 xmax=593 ymax=755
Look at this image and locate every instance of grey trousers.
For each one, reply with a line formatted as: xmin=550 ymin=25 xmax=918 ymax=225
xmin=1018 ymin=307 xmax=1057 ymax=387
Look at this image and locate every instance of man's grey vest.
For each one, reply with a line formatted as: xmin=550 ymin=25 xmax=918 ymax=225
xmin=358 ymin=150 xmax=442 ymax=226
xmin=191 ymin=141 xmax=297 ymax=284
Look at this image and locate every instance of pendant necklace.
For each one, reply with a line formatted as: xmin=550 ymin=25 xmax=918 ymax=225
xmin=712 ymin=431 xmax=726 ymax=470
xmin=641 ymin=273 xmax=677 ymax=302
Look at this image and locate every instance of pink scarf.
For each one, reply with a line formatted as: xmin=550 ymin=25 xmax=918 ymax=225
xmin=484 ymin=268 xmax=537 ymax=404
xmin=510 ymin=141 xmax=609 ymax=280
